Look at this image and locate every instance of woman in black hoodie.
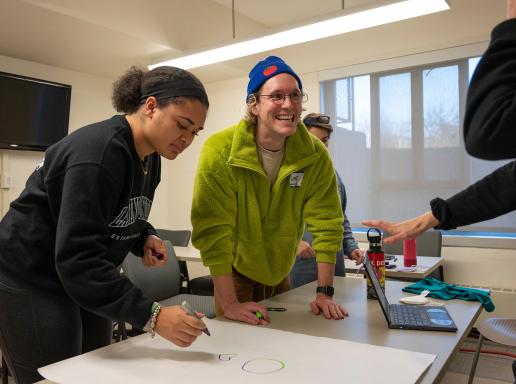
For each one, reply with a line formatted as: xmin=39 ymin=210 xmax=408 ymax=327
xmin=0 ymin=66 xmax=209 ymax=383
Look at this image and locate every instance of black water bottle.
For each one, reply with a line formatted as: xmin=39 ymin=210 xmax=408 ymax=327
xmin=366 ymin=228 xmax=385 ymax=299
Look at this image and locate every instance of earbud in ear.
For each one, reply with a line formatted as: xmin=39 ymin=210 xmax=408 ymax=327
xmin=246 ymin=94 xmax=257 ymax=105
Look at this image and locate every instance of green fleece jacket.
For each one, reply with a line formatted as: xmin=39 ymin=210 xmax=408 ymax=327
xmin=191 ymin=119 xmax=344 ymax=286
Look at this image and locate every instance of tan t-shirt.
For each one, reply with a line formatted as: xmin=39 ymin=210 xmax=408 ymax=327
xmin=256 ymin=142 xmax=284 ymax=187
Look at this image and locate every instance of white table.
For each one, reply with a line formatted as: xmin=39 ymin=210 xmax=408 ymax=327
xmin=175 ymin=246 xmax=444 ymax=280
xmin=346 ymin=255 xmax=444 ymax=280
xmin=36 ymin=277 xmax=483 ymax=384
xmin=173 ymin=245 xmax=201 ymax=262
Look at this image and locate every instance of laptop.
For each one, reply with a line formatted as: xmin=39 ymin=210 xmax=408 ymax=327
xmin=363 ymin=254 xmax=457 ymax=332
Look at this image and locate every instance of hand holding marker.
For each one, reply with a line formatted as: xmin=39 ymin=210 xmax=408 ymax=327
xmin=181 ymin=300 xmax=211 ymax=336
xmin=255 ymin=307 xmax=287 ymax=320
xmin=152 ymin=251 xmax=164 ymax=260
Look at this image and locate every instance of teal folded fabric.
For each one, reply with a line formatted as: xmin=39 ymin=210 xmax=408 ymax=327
xmin=402 ymin=277 xmax=495 ymax=312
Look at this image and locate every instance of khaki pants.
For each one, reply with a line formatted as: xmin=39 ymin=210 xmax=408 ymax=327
xmin=215 ymin=269 xmax=290 ymax=316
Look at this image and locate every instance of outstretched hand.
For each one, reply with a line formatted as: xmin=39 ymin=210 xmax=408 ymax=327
xmin=223 ymin=301 xmax=270 ymax=325
xmin=362 ymin=211 xmax=439 ymax=244
xmin=310 ymin=295 xmax=348 ymax=320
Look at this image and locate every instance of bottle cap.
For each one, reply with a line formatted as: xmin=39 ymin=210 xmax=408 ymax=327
xmin=367 ymin=228 xmax=382 ymax=244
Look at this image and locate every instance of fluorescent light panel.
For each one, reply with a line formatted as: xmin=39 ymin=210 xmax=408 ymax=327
xmin=149 ymin=0 xmax=450 ymax=70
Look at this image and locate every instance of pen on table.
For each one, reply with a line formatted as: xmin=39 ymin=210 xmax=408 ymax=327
xmin=266 ymin=307 xmax=287 ymax=312
xmin=181 ymin=300 xmax=211 ymax=336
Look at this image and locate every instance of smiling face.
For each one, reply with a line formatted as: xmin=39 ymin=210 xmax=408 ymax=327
xmin=140 ymin=97 xmax=208 ymax=160
xmin=251 ymin=73 xmax=302 ymax=150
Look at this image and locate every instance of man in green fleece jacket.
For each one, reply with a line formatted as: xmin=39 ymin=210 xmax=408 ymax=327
xmin=191 ymin=56 xmax=346 ymax=325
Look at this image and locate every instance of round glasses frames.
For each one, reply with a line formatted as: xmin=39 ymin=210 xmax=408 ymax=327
xmin=256 ymin=92 xmax=308 ymax=105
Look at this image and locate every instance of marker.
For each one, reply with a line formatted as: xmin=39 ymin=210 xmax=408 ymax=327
xmin=267 ymin=307 xmax=287 ymax=312
xmin=255 ymin=311 xmax=263 ymax=320
xmin=152 ymin=251 xmax=164 ymax=260
xmin=181 ymin=300 xmax=211 ymax=336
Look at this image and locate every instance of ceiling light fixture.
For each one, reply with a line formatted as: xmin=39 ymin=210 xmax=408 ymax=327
xmin=149 ymin=0 xmax=450 ymax=70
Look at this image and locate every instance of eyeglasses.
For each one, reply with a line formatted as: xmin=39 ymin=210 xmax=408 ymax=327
xmin=303 ymin=115 xmax=330 ymax=126
xmin=257 ymin=91 xmax=308 ymax=105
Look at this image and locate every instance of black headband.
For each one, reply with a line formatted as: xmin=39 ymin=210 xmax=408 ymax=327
xmin=140 ymin=79 xmax=207 ymax=103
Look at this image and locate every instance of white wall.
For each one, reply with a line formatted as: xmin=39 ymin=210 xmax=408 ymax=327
xmin=0 ymin=54 xmax=176 ymax=226
xmin=0 ymin=54 xmax=114 ymax=214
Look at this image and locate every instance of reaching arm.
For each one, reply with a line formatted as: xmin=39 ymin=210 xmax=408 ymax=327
xmin=303 ymin=153 xmax=344 ymax=265
xmin=51 ymin=164 xmax=153 ymax=329
xmin=212 ymin=275 xmax=269 ymax=325
xmin=362 ymin=212 xmax=439 ymax=244
xmin=309 ymin=262 xmax=348 ymax=320
xmin=363 ymin=161 xmax=516 ymax=243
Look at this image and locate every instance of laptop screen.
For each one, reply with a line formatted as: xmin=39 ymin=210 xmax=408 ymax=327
xmin=363 ymin=253 xmax=392 ymax=322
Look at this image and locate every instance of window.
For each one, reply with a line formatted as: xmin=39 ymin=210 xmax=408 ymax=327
xmin=321 ymin=58 xmax=515 ymax=232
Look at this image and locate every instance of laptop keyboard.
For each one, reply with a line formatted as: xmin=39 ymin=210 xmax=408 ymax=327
xmin=390 ymin=304 xmax=432 ymax=327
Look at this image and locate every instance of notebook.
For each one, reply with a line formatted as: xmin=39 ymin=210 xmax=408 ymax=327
xmin=363 ymin=254 xmax=457 ymax=332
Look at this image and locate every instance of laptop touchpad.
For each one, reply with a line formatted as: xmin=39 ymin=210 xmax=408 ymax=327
xmin=427 ymin=308 xmax=454 ymax=326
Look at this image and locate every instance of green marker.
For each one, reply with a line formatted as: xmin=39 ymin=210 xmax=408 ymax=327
xmin=255 ymin=311 xmax=263 ymax=320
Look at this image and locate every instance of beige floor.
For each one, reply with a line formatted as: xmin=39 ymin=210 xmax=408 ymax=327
xmin=441 ymin=338 xmax=515 ymax=384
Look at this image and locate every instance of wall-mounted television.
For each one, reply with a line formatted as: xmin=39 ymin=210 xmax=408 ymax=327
xmin=0 ymin=71 xmax=71 ymax=151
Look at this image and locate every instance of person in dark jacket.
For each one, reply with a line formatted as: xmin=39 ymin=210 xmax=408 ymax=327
xmin=363 ymin=1 xmax=516 ymax=243
xmin=0 ymin=65 xmax=209 ymax=383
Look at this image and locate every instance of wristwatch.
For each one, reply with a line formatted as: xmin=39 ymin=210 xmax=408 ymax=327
xmin=316 ymin=285 xmax=334 ymax=297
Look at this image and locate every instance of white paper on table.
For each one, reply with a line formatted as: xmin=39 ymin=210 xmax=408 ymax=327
xmin=39 ymin=319 xmax=436 ymax=384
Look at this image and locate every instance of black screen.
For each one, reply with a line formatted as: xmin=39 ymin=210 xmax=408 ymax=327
xmin=0 ymin=71 xmax=71 ymax=151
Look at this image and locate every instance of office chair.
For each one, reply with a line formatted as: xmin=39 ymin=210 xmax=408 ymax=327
xmin=116 ymin=240 xmax=215 ymax=341
xmin=382 ymin=230 xmax=444 ymax=280
xmin=468 ymin=318 xmax=516 ymax=384
xmin=157 ymin=229 xmax=214 ymax=296
xmin=156 ymin=229 xmax=192 ymax=292
xmin=156 ymin=229 xmax=191 ymax=247
xmin=187 ymin=274 xmax=214 ymax=296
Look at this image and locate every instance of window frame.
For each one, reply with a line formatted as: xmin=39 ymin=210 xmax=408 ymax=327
xmin=318 ymin=43 xmax=516 ymax=239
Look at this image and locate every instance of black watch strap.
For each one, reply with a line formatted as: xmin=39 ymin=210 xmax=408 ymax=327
xmin=316 ymin=285 xmax=334 ymax=296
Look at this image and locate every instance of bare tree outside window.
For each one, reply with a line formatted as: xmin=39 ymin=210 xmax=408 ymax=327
xmin=321 ymin=57 xmax=516 ymax=232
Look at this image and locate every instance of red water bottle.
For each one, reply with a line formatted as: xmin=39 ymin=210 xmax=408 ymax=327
xmin=403 ymin=239 xmax=417 ymax=267
xmin=366 ymin=228 xmax=385 ymax=300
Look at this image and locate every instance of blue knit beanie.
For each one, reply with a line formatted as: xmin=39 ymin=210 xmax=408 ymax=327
xmin=246 ymin=56 xmax=302 ymax=100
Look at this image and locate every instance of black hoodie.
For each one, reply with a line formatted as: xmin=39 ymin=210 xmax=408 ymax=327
xmin=0 ymin=115 xmax=160 ymax=329
xmin=431 ymin=19 xmax=516 ymax=229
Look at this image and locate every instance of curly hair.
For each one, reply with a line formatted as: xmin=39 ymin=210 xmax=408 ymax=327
xmin=112 ymin=66 xmax=209 ymax=114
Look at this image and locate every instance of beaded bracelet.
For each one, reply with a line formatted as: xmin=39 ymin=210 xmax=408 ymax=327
xmin=149 ymin=302 xmax=162 ymax=338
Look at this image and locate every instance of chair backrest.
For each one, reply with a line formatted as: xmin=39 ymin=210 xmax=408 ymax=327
xmin=156 ymin=229 xmax=191 ymax=247
xmin=382 ymin=230 xmax=442 ymax=257
xmin=122 ymin=241 xmax=181 ymax=301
